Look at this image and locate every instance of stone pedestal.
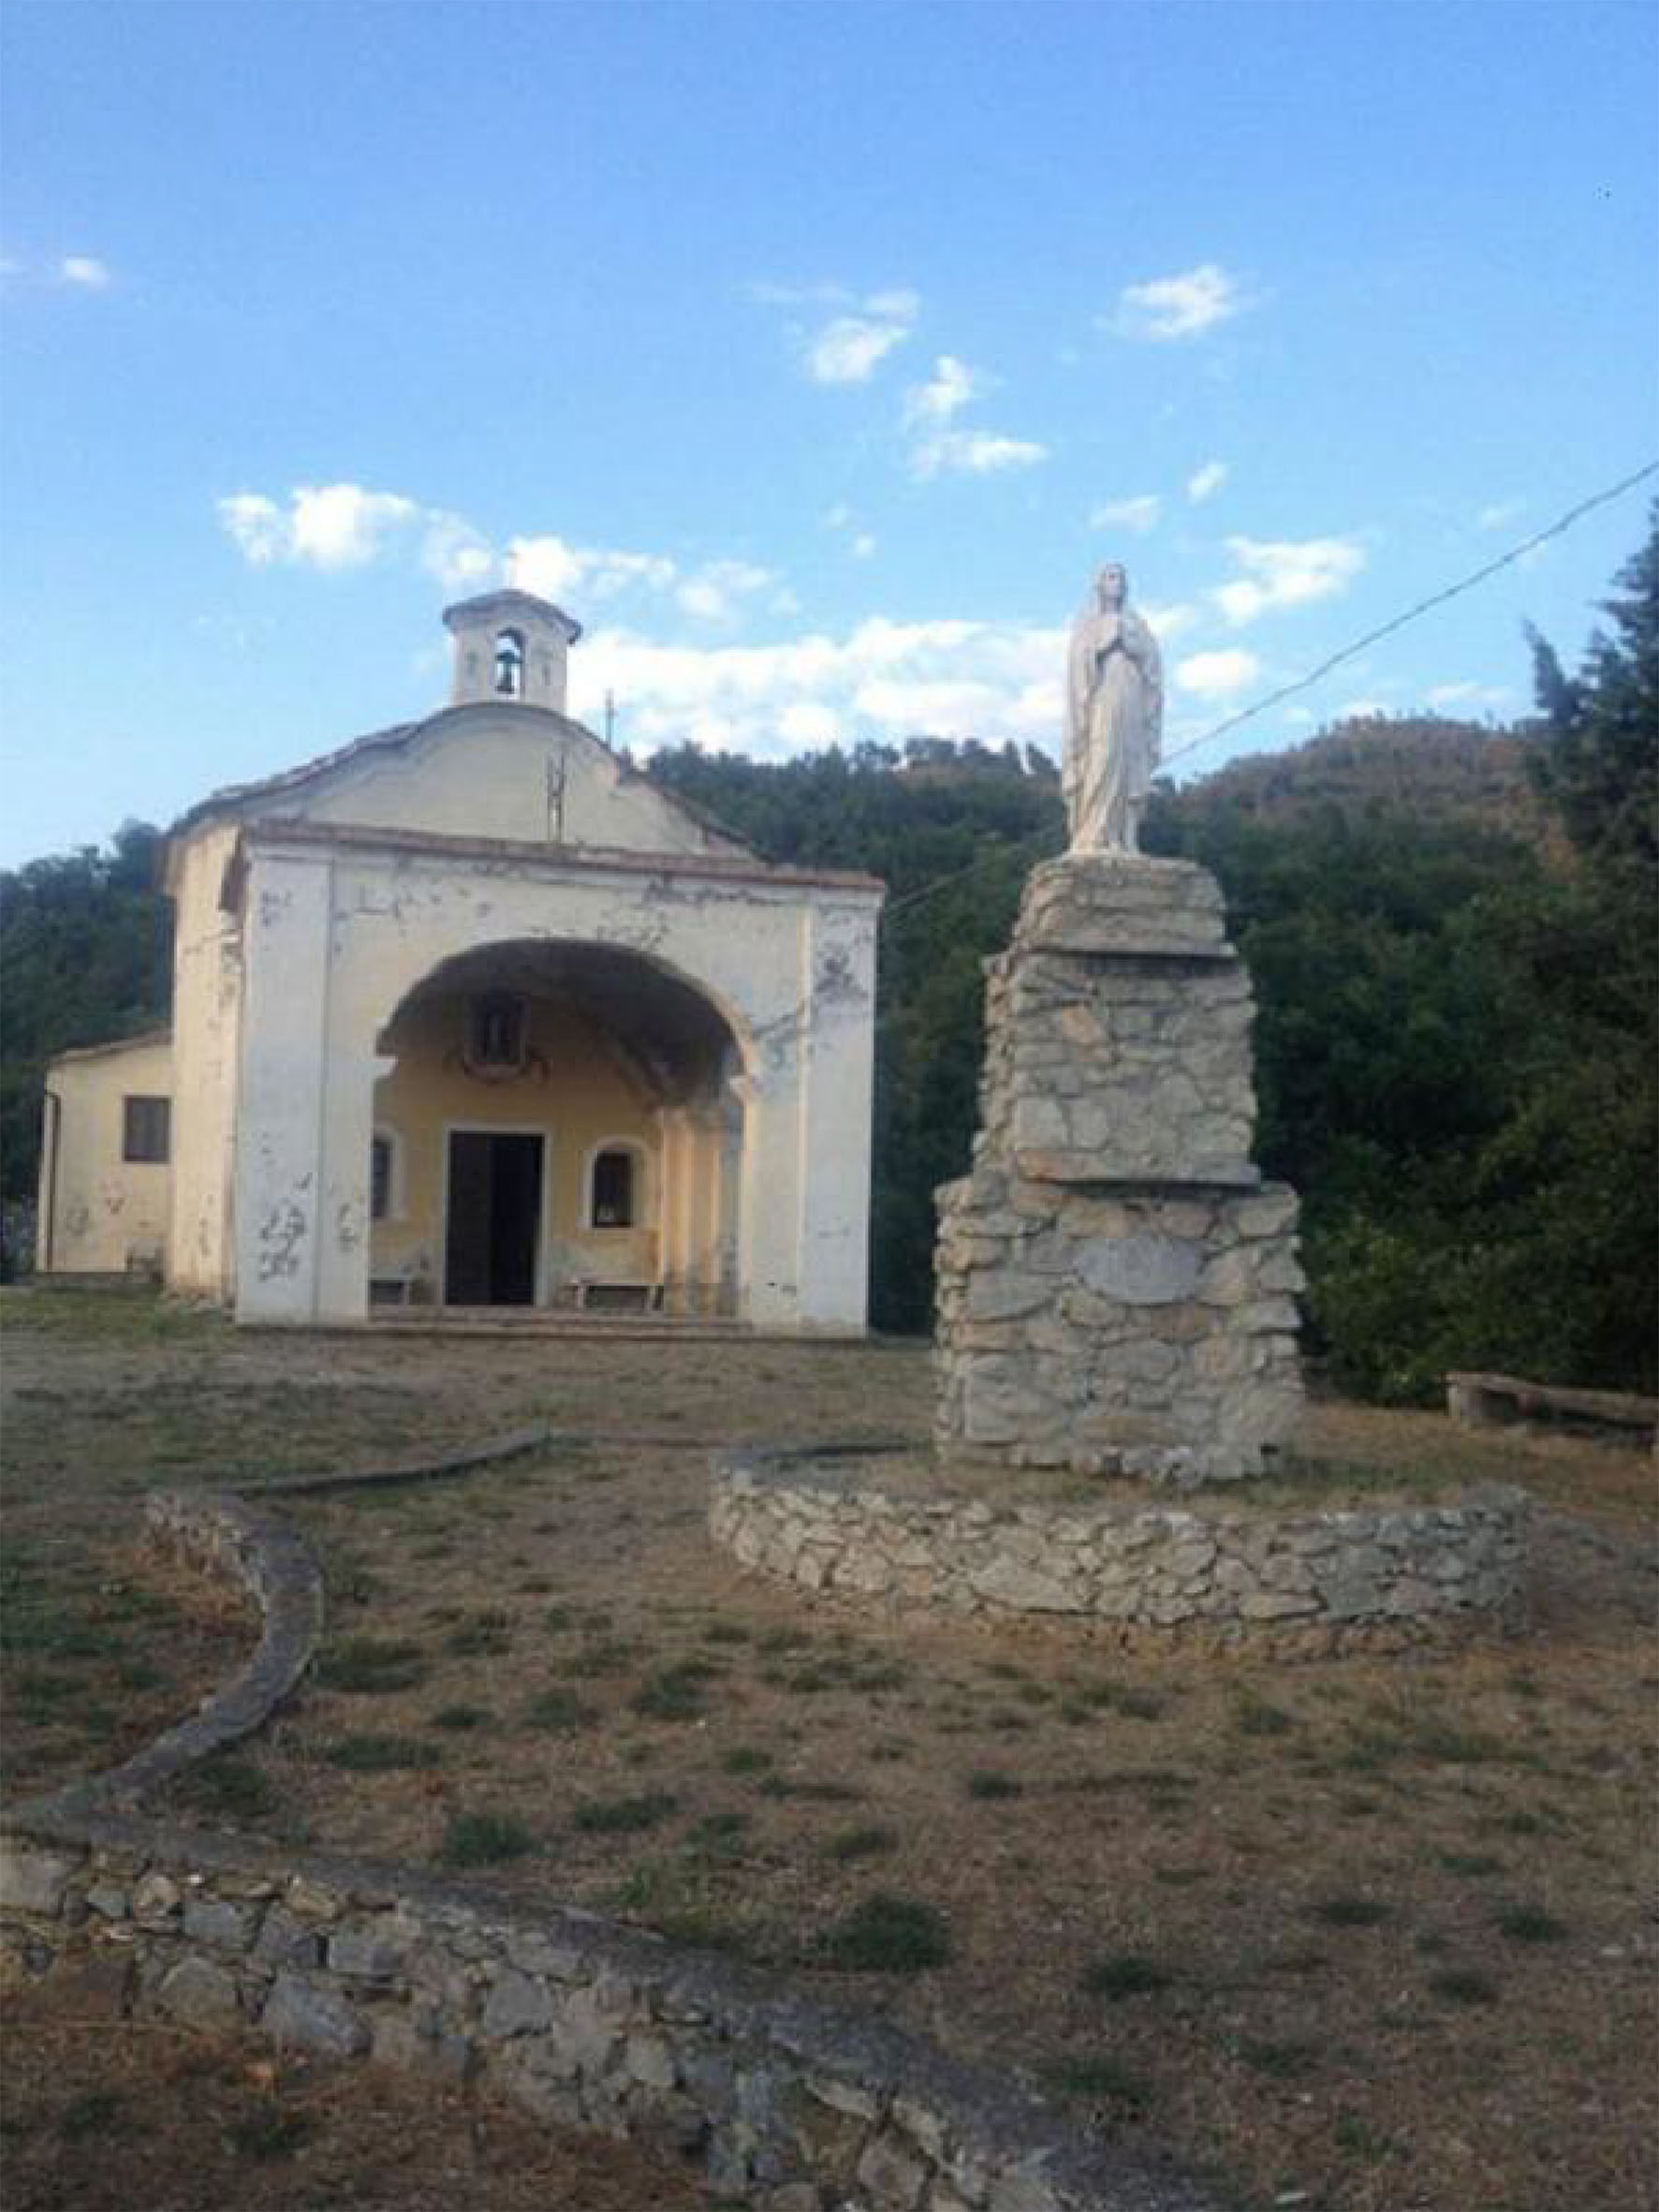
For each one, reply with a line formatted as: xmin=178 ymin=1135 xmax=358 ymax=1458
xmin=934 ymin=855 xmax=1304 ymax=1482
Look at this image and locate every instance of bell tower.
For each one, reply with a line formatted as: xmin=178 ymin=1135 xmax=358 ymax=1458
xmin=443 ymin=590 xmax=583 ymax=713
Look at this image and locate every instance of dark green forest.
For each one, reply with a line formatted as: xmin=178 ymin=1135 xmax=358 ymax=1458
xmin=4 ymin=518 xmax=1654 ymax=1401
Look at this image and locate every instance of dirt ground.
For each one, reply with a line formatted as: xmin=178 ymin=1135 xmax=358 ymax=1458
xmin=2 ymin=1286 xmax=1655 ymax=2212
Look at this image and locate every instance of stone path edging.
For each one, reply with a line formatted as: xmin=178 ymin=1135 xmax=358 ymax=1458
xmin=31 ymin=1490 xmax=325 ymax=1821
xmin=1 ymin=1428 xmax=1213 ymax=2210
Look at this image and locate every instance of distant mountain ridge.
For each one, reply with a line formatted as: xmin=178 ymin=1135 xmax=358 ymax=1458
xmin=1171 ymin=715 xmax=1553 ymax=848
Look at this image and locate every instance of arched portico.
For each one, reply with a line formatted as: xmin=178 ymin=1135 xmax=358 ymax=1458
xmin=229 ymin=823 xmax=879 ymax=1331
xmin=363 ymin=938 xmax=744 ymax=1316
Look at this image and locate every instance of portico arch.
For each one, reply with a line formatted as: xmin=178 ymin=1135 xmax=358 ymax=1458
xmin=363 ymin=937 xmax=746 ymax=1315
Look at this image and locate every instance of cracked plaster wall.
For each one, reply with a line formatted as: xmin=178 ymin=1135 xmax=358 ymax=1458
xmin=35 ymin=1037 xmax=173 ymax=1276
xmin=232 ymin=838 xmax=879 ymax=1330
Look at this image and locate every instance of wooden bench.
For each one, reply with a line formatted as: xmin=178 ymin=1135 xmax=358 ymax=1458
xmin=1446 ymin=1371 xmax=1659 ymax=1451
xmin=573 ymin=1280 xmax=665 ymax=1315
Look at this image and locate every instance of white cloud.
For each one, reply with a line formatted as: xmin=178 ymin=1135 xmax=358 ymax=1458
xmin=505 ymin=532 xmax=585 ymax=600
xmin=1427 ymin=680 xmax=1512 ymax=712
xmin=1211 ymin=534 xmax=1365 ymax=626
xmin=571 ymin=614 xmax=1072 ymax=759
xmin=220 ymin=482 xmax=798 ymax=648
xmin=1143 ymin=600 xmax=1200 ymax=643
xmin=1112 ymin=263 xmax=1251 ymax=341
xmin=904 ymin=353 xmax=979 ymax=424
xmin=909 ymin=428 xmax=1048 ymax=480
xmin=421 ymin=510 xmax=496 ymax=590
xmin=507 ymin=534 xmax=683 ymax=603
xmin=217 ymin=482 xmax=420 ymax=569
xmin=218 ymin=494 xmax=289 ymax=566
xmin=1174 ymin=648 xmax=1262 ymax=701
xmin=1186 ymin=460 xmax=1228 ymax=504
xmin=824 ymin=504 xmax=878 ymax=559
xmin=1090 ymin=494 xmax=1161 ymax=535
xmin=755 ymin=280 xmax=920 ymax=384
xmin=675 ymin=559 xmax=776 ymax=625
xmin=807 ymin=314 xmax=910 ymax=383
xmin=779 ymin=700 xmax=841 ymax=747
xmin=287 ymin=484 xmax=420 ymax=568
xmin=901 ymin=351 xmax=1047 ymax=482
xmin=59 ymin=254 xmax=111 ymax=289
xmin=1476 ymin=500 xmax=1524 ymax=532
xmin=801 ymin=288 xmax=918 ymax=384
xmin=1 ymin=251 xmax=118 ymax=293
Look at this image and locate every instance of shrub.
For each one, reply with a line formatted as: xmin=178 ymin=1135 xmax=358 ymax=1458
xmin=322 ymin=1733 xmax=440 ymax=1772
xmin=818 ymin=1893 xmax=950 ymax=1972
xmin=1493 ymin=1902 xmax=1568 ymax=1943
xmin=572 ymin=1792 xmax=679 ymax=1835
xmin=964 ymin=1769 xmax=1023 ymax=1801
xmin=522 ymin=1688 xmax=597 ymax=1733
xmin=440 ymin=1810 xmax=536 ymax=1865
xmin=1080 ymin=1952 xmax=1170 ymax=1999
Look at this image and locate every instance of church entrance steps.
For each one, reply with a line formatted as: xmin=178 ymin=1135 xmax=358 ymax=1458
xmin=365 ymin=1308 xmax=800 ymax=1344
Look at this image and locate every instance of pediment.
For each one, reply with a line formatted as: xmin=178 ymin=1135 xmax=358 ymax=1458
xmin=179 ymin=704 xmax=750 ymax=863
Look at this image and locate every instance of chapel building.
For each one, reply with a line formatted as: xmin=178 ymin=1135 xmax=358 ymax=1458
xmin=36 ymin=592 xmax=884 ymax=1332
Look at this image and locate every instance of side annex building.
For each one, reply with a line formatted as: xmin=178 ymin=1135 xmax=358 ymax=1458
xmin=36 ymin=591 xmax=884 ymax=1333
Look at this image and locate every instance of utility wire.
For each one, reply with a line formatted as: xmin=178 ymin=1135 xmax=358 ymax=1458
xmin=885 ymin=460 xmax=1657 ymax=925
xmin=1163 ymin=460 xmax=1658 ymax=770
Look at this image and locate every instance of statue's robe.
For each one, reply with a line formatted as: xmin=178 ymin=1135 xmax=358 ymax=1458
xmin=1064 ymin=605 xmax=1163 ymax=852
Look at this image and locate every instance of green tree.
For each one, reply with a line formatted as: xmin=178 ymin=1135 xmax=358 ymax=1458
xmin=0 ymin=822 xmax=172 ymax=1242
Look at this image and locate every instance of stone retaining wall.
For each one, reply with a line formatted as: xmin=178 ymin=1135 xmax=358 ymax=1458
xmin=0 ymin=1812 xmax=1210 ymax=2212
xmin=711 ymin=1453 xmax=1531 ymax=1647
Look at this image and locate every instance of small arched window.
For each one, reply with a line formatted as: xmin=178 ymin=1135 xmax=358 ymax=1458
xmin=469 ymin=993 xmax=526 ymax=1069
xmin=493 ymin=627 xmax=525 ymax=698
xmin=590 ymin=1147 xmax=637 ymax=1229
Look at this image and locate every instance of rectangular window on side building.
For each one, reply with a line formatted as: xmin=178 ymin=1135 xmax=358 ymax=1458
xmin=123 ymin=1096 xmax=170 ymax=1164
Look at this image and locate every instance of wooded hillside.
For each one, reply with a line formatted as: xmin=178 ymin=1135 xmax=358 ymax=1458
xmin=4 ymin=516 xmax=1653 ymax=1399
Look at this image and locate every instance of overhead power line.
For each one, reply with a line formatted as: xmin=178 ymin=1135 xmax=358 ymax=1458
xmin=886 ymin=459 xmax=1657 ymax=924
xmin=1163 ymin=460 xmax=1658 ymax=770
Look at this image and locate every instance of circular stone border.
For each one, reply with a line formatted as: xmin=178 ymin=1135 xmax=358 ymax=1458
xmin=710 ymin=1450 xmax=1532 ymax=1648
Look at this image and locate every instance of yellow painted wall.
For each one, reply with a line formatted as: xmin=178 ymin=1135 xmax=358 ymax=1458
xmin=369 ymin=992 xmax=662 ymax=1305
xmin=39 ymin=1036 xmax=174 ymax=1275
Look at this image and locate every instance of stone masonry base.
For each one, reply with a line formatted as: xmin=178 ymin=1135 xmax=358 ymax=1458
xmin=934 ymin=853 xmax=1304 ymax=1482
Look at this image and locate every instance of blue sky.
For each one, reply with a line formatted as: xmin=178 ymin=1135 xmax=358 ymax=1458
xmin=2 ymin=0 xmax=1654 ymax=863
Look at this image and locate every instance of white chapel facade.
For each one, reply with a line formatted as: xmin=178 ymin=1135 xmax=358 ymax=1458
xmin=37 ymin=591 xmax=884 ymax=1332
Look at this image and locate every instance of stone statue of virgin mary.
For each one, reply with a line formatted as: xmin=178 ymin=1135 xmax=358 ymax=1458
xmin=1064 ymin=562 xmax=1164 ymax=854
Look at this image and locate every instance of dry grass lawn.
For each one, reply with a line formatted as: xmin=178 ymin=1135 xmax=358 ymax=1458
xmin=2 ymin=1286 xmax=1654 ymax=2212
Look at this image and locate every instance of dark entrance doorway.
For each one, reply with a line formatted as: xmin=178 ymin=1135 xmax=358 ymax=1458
xmin=444 ymin=1131 xmax=543 ymax=1305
